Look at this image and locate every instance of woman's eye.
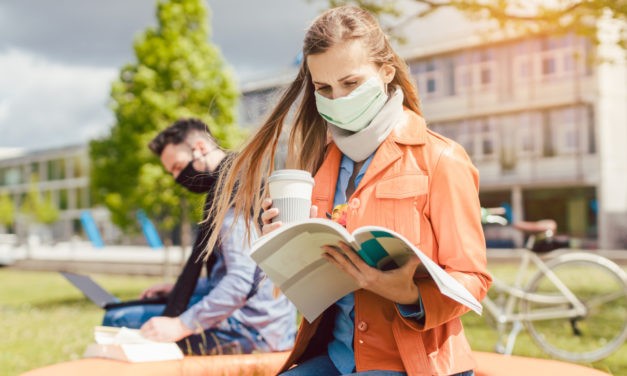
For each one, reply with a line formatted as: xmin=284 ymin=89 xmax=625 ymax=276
xmin=345 ymin=81 xmax=358 ymax=87
xmin=317 ymin=86 xmax=330 ymax=92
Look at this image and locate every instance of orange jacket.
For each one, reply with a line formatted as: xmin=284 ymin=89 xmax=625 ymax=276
xmin=278 ymin=109 xmax=492 ymax=375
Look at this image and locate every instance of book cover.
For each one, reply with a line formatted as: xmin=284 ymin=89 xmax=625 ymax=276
xmin=251 ymin=218 xmax=482 ymax=322
xmin=83 ymin=326 xmax=184 ymax=363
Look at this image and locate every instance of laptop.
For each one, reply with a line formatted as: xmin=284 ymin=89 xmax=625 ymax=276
xmin=60 ymin=271 xmax=167 ymax=310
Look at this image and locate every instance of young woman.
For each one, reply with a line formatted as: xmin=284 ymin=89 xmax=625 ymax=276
xmin=206 ymin=6 xmax=491 ymax=376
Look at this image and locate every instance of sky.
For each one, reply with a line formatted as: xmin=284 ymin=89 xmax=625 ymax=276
xmin=0 ymin=0 xmax=322 ymax=151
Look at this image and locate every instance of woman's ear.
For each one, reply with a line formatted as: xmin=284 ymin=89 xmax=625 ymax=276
xmin=380 ymin=64 xmax=396 ymax=85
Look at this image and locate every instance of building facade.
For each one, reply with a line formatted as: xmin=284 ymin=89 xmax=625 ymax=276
xmin=0 ymin=145 xmax=114 ymax=244
xmin=238 ymin=13 xmax=627 ymax=249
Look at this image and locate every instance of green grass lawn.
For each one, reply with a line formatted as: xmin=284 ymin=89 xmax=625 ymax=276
xmin=2 ymin=266 xmax=627 ymax=375
xmin=0 ymin=268 xmax=163 ymax=375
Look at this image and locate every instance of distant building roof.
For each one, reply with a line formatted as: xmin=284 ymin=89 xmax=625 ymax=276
xmin=0 ymin=148 xmax=25 ymax=161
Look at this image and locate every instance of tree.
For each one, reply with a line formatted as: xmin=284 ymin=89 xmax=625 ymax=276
xmin=320 ymin=0 xmax=627 ymax=48
xmin=20 ymin=180 xmax=60 ymax=225
xmin=0 ymin=193 xmax=15 ymax=229
xmin=90 ymin=0 xmax=243 ymax=236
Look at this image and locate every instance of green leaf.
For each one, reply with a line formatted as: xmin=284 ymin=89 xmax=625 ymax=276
xmin=89 ymin=0 xmax=241 ymax=239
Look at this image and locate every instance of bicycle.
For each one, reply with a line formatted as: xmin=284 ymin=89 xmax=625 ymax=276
xmin=481 ymin=209 xmax=627 ymax=363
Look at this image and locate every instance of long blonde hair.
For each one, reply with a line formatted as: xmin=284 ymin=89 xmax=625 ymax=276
xmin=204 ymin=6 xmax=422 ymax=256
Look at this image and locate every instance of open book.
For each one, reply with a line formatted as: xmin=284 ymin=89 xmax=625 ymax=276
xmin=251 ymin=218 xmax=482 ymax=323
xmin=83 ymin=326 xmax=184 ymax=362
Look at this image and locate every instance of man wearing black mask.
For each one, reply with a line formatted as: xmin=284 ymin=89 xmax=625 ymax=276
xmin=102 ymin=118 xmax=296 ymax=356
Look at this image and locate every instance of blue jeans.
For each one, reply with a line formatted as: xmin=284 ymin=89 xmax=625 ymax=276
xmin=178 ymin=316 xmax=270 ymax=355
xmin=280 ymin=354 xmax=475 ymax=376
xmin=102 ymin=303 xmax=166 ymax=328
xmin=101 ymin=293 xmax=269 ymax=355
xmin=102 ymin=291 xmax=205 ymax=328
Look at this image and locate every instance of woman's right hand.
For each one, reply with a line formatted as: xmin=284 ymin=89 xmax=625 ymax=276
xmin=260 ymin=198 xmax=319 ymax=236
xmin=260 ymin=198 xmax=282 ymax=235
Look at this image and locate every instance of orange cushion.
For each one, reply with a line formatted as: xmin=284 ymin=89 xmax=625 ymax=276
xmin=21 ymin=351 xmax=609 ymax=376
xmin=21 ymin=351 xmax=290 ymax=376
xmin=473 ymin=351 xmax=609 ymax=376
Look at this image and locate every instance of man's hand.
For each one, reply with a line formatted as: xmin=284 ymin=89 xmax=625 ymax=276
xmin=139 ymin=282 xmax=174 ymax=299
xmin=140 ymin=316 xmax=194 ymax=342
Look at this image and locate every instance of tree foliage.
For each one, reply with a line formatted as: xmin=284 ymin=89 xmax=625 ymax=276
xmin=20 ymin=179 xmax=60 ymax=225
xmin=90 ymin=0 xmax=242 ymax=234
xmin=0 ymin=193 xmax=15 ymax=227
xmin=320 ymin=0 xmax=627 ymax=48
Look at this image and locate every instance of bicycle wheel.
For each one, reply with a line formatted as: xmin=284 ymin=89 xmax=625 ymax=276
xmin=522 ymin=252 xmax=627 ymax=362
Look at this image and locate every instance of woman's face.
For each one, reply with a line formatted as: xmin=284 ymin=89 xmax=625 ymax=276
xmin=307 ymin=40 xmax=394 ymax=100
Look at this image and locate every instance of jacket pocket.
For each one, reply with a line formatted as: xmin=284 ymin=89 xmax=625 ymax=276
xmin=375 ymin=174 xmax=428 ymax=199
xmin=374 ymin=174 xmax=428 ymax=246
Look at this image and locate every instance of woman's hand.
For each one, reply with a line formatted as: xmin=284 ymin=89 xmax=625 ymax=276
xmin=321 ymin=242 xmax=422 ymax=304
xmin=260 ymin=198 xmax=282 ymax=235
xmin=260 ymin=198 xmax=319 ymax=235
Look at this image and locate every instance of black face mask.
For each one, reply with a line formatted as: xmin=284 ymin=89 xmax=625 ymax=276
xmin=175 ymin=160 xmax=219 ymax=194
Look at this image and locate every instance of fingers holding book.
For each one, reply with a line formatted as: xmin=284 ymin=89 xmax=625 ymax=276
xmin=321 ymin=241 xmax=377 ymax=289
xmin=322 ymin=240 xmax=422 ymax=304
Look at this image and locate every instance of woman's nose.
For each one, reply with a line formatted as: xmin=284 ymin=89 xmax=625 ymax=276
xmin=331 ymin=87 xmax=350 ymax=100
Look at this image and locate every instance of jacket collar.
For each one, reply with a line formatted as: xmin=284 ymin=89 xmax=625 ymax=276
xmin=315 ymin=109 xmax=427 ymax=203
xmin=390 ymin=108 xmax=427 ymax=146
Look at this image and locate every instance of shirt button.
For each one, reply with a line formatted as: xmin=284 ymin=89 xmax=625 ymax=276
xmin=350 ymin=198 xmax=361 ymax=209
xmin=357 ymin=321 xmax=368 ymax=332
xmin=358 ymin=339 xmax=364 ymax=344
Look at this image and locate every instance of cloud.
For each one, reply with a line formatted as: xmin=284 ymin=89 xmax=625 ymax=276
xmin=0 ymin=0 xmax=319 ymax=79
xmin=0 ymin=0 xmax=156 ymax=68
xmin=0 ymin=49 xmax=116 ymax=150
xmin=0 ymin=0 xmax=321 ymax=150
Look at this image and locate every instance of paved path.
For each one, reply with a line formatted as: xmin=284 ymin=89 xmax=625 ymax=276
xmin=2 ymin=242 xmax=627 ymax=276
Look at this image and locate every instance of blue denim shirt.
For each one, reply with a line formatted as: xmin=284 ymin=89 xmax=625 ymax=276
xmin=328 ymin=154 xmax=424 ymax=374
xmin=179 ymin=208 xmax=297 ymax=351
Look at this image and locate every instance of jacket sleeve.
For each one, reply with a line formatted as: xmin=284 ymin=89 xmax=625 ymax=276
xmin=408 ymin=142 xmax=492 ymax=331
xmin=178 ymin=208 xmax=257 ymax=331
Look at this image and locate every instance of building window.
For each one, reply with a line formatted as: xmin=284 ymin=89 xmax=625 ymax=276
xmin=477 ymin=118 xmax=498 ymax=160
xmin=453 ymin=49 xmax=496 ymax=94
xmin=514 ymin=35 xmax=587 ymax=84
xmin=517 ymin=112 xmax=543 ymax=157
xmin=455 ymin=118 xmax=497 ymax=161
xmin=541 ymin=56 xmax=556 ymax=75
xmin=78 ymin=187 xmax=90 ymax=209
xmin=549 ymin=106 xmax=589 ymax=155
xmin=4 ymin=168 xmax=21 ymax=186
xmin=414 ymin=59 xmax=444 ymax=98
xmin=429 ymin=121 xmax=459 ymax=141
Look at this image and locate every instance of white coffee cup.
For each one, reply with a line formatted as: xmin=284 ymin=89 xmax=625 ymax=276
xmin=268 ymin=169 xmax=315 ymax=224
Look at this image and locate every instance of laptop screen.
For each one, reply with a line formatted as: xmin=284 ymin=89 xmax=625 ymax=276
xmin=60 ymin=271 xmax=120 ymax=308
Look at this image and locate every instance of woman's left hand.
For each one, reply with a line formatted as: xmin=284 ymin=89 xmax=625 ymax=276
xmin=321 ymin=242 xmax=422 ymax=304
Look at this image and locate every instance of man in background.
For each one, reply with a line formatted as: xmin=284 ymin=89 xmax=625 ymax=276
xmin=103 ymin=118 xmax=296 ymax=355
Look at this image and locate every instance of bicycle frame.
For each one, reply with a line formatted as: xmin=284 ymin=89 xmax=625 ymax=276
xmin=482 ymin=247 xmax=588 ymax=354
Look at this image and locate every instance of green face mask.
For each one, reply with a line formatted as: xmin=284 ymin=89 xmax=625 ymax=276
xmin=314 ymin=76 xmax=388 ymax=132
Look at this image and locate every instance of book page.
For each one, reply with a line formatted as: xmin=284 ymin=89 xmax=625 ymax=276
xmin=94 ymin=326 xmax=155 ymax=344
xmin=251 ymin=219 xmax=359 ymax=321
xmin=257 ymin=231 xmax=346 ymax=286
xmin=87 ymin=326 xmax=184 ymax=362
xmin=353 ymin=226 xmax=483 ymax=315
